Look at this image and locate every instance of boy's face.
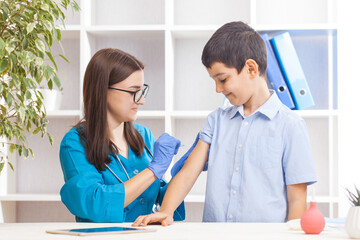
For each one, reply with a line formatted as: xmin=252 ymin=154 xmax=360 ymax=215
xmin=207 ymin=62 xmax=254 ymax=106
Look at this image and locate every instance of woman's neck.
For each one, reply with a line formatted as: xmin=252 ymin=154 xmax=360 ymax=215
xmin=108 ymin=122 xmax=128 ymax=157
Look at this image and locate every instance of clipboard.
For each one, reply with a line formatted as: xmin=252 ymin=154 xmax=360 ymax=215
xmin=46 ymin=226 xmax=156 ymax=236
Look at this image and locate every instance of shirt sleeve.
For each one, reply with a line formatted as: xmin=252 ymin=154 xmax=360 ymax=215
xmin=283 ymin=118 xmax=317 ymax=186
xmin=59 ymin=129 xmax=126 ymax=223
xmin=199 ymin=109 xmax=218 ymax=144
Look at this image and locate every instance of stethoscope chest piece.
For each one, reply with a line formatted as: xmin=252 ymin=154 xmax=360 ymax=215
xmin=152 ymin=202 xmax=160 ymax=213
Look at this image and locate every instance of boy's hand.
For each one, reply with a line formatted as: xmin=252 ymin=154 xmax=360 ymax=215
xmin=132 ymin=211 xmax=174 ymax=227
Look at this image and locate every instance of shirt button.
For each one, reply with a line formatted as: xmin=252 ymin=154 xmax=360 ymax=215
xmin=238 ymin=144 xmax=242 ymax=149
xmin=235 ymin=167 xmax=239 ymax=172
xmin=133 ymin=169 xmax=139 ymax=175
xmin=243 ymin=121 xmax=248 ymax=126
xmin=139 ymin=197 xmax=145 ymax=204
xmin=232 ymin=190 xmax=236 ymax=195
xmin=228 ymin=214 xmax=233 ymax=220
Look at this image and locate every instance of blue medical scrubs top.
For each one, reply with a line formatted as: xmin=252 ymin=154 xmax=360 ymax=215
xmin=200 ymin=91 xmax=317 ymax=222
xmin=59 ymin=123 xmax=185 ymax=223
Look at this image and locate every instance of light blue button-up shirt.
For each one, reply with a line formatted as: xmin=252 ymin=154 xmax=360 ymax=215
xmin=200 ymin=91 xmax=317 ymax=222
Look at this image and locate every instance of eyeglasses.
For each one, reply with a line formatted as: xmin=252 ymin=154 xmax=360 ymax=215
xmin=109 ymin=84 xmax=150 ymax=103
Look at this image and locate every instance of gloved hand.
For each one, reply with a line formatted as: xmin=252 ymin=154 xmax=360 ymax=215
xmin=171 ymin=132 xmax=209 ymax=178
xmin=148 ymin=133 xmax=181 ymax=180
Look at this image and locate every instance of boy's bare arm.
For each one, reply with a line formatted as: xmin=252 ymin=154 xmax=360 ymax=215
xmin=160 ymin=139 xmax=209 ymax=213
xmin=287 ymin=183 xmax=307 ymax=221
xmin=132 ymin=139 xmax=209 ymax=226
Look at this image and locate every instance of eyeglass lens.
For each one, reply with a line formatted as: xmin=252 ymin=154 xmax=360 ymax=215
xmin=135 ymin=85 xmax=149 ymax=103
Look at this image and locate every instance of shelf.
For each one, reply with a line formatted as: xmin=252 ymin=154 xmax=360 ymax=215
xmin=254 ymin=24 xmax=338 ymax=31
xmin=60 ymin=25 xmax=82 ymax=31
xmin=0 ymin=193 xmax=339 ymax=204
xmin=43 ymin=110 xmax=338 ymax=119
xmin=183 ymin=195 xmax=339 ymax=203
xmin=168 ymin=110 xmax=338 ymax=119
xmin=137 ymin=111 xmax=166 ymax=119
xmin=171 ymin=24 xmax=337 ymax=32
xmin=310 ymin=196 xmax=340 ymax=203
xmin=0 ymin=194 xmax=60 ymax=202
xmin=171 ymin=111 xmax=210 ymax=118
xmin=86 ymin=25 xmax=166 ymax=32
xmin=170 ymin=25 xmax=337 ymax=39
xmin=294 ymin=110 xmax=338 ymax=118
xmin=46 ymin=110 xmax=81 ymax=118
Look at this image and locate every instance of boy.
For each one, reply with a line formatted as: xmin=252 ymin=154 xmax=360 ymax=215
xmin=132 ymin=21 xmax=317 ymax=226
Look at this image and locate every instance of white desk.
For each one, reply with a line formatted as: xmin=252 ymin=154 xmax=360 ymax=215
xmin=0 ymin=222 xmax=350 ymax=240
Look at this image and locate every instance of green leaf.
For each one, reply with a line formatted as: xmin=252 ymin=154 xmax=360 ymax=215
xmin=52 ymin=8 xmax=59 ymax=20
xmin=32 ymin=127 xmax=41 ymax=135
xmin=0 ymin=38 xmax=5 ymax=50
xmin=53 ymin=75 xmax=61 ymax=88
xmin=19 ymin=107 xmax=26 ymax=121
xmin=29 ymin=149 xmax=34 ymax=158
xmin=17 ymin=146 xmax=22 ymax=156
xmin=36 ymin=57 xmax=44 ymax=66
xmin=6 ymin=92 xmax=12 ymax=107
xmin=25 ymin=90 xmax=32 ymax=100
xmin=25 ymin=51 xmax=35 ymax=62
xmin=44 ymin=66 xmax=54 ymax=80
xmin=5 ymin=42 xmax=14 ymax=53
xmin=47 ymin=133 xmax=54 ymax=146
xmin=26 ymin=23 xmax=35 ymax=34
xmin=43 ymin=20 xmax=53 ymax=32
xmin=0 ymin=161 xmax=4 ymax=174
xmin=2 ymin=11 xmax=8 ymax=22
xmin=44 ymin=33 xmax=53 ymax=48
xmin=7 ymin=161 xmax=14 ymax=171
xmin=35 ymin=39 xmax=46 ymax=53
xmin=9 ymin=144 xmax=15 ymax=154
xmin=23 ymin=148 xmax=29 ymax=158
xmin=41 ymin=4 xmax=50 ymax=12
xmin=59 ymin=54 xmax=69 ymax=63
xmin=47 ymin=79 xmax=53 ymax=89
xmin=0 ymin=59 xmax=8 ymax=73
xmin=71 ymin=1 xmax=81 ymax=12
xmin=54 ymin=28 xmax=61 ymax=42
xmin=46 ymin=51 xmax=58 ymax=70
xmin=22 ymin=38 xmax=29 ymax=49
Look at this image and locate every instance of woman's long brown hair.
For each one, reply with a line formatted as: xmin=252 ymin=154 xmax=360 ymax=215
xmin=75 ymin=48 xmax=146 ymax=171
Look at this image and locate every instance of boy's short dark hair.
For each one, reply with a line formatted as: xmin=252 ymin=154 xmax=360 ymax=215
xmin=201 ymin=21 xmax=267 ymax=76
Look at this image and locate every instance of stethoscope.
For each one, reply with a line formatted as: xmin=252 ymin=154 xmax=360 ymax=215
xmin=105 ymin=145 xmax=161 ymax=213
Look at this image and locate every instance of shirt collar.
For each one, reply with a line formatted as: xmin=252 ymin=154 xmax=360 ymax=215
xmin=257 ymin=90 xmax=282 ymax=120
xmin=227 ymin=90 xmax=282 ymax=120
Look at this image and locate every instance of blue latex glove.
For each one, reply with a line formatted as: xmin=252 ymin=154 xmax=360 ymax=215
xmin=171 ymin=132 xmax=209 ymax=178
xmin=148 ymin=133 xmax=181 ymax=180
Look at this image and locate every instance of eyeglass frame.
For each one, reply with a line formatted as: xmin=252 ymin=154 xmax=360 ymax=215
xmin=108 ymin=84 xmax=150 ymax=103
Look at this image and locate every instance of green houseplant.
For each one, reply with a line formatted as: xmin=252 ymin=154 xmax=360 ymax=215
xmin=0 ymin=0 xmax=79 ymax=174
xmin=345 ymin=185 xmax=360 ymax=239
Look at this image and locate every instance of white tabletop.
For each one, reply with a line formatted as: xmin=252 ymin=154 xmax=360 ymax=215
xmin=0 ymin=222 xmax=350 ymax=240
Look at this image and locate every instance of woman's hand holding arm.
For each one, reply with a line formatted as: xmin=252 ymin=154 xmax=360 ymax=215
xmin=124 ymin=133 xmax=180 ymax=207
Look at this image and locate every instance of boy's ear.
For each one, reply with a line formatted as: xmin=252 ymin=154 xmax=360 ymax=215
xmin=245 ymin=59 xmax=259 ymax=78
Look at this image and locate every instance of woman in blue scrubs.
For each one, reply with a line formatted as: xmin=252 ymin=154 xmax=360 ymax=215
xmin=59 ymin=48 xmax=185 ymax=223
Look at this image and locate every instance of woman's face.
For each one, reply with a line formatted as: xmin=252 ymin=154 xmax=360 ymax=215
xmin=107 ymin=70 xmax=145 ymax=124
